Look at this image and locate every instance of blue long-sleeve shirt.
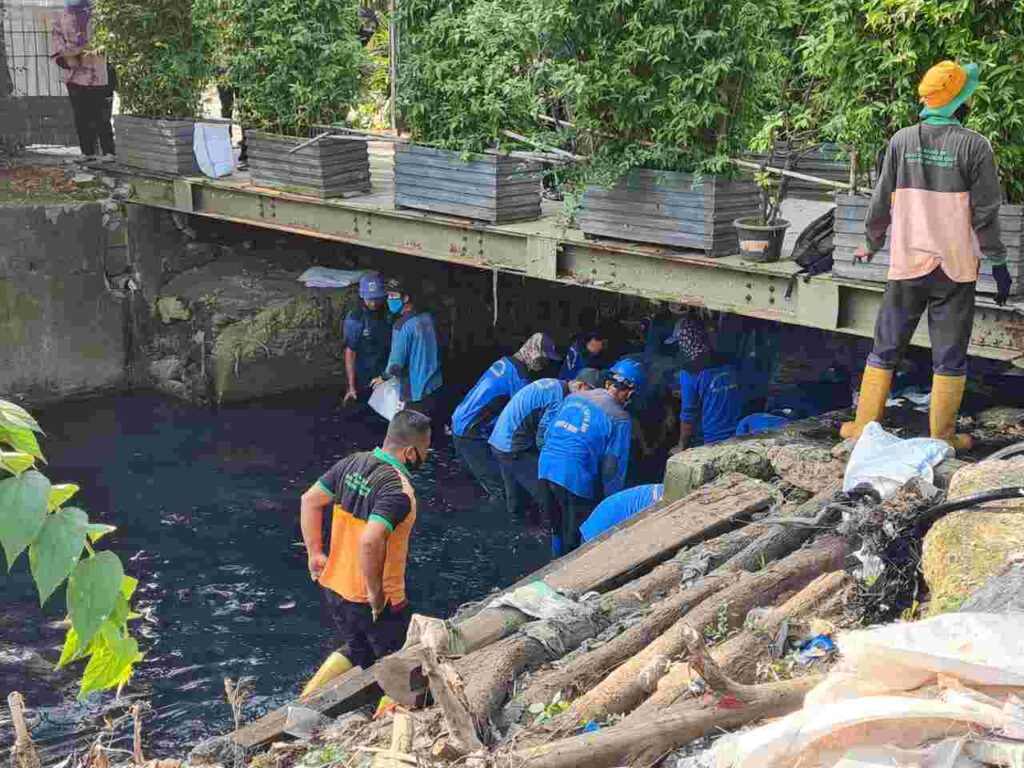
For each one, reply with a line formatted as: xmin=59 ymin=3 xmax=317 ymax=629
xmin=385 ymin=311 xmax=442 ymax=402
xmin=451 ymin=356 xmax=531 ymax=439
xmin=558 ymin=339 xmax=612 ymax=381
xmin=538 ymin=388 xmax=632 ymax=500
xmin=679 ymin=364 xmax=743 ymax=445
xmin=343 ymin=306 xmax=391 ymax=390
xmin=580 ymin=484 xmax=664 ymax=541
xmin=488 ymin=378 xmax=568 ymax=454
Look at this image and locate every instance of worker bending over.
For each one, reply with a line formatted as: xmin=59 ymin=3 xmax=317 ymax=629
xmin=371 ymin=279 xmax=443 ymax=420
xmin=343 ymin=272 xmax=391 ymax=405
xmin=488 ymin=368 xmax=602 ymax=523
xmin=539 ymin=359 xmax=643 ymax=556
xmin=299 ymin=409 xmax=431 ymax=681
xmin=451 ymin=333 xmax=562 ymax=499
xmin=580 ymin=483 xmax=664 ymax=542
xmin=843 ymin=61 xmax=1011 ymax=452
xmin=559 ymin=329 xmax=611 ymax=380
xmin=671 ymin=317 xmax=743 ymax=451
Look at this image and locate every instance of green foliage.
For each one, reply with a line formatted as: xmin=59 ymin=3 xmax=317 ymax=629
xmin=93 ymin=0 xmax=216 ymax=117
xmin=397 ymin=0 xmax=545 ymax=151
xmin=225 ymin=0 xmax=365 ymax=135
xmin=0 ymin=399 xmax=142 ymax=698
xmin=798 ymin=0 xmax=1024 ymax=201
xmin=527 ymin=690 xmax=570 ymax=724
xmin=351 ymin=16 xmax=392 ymax=131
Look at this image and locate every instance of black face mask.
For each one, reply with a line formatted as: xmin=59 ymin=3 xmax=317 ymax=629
xmin=405 ymin=448 xmax=425 ymax=473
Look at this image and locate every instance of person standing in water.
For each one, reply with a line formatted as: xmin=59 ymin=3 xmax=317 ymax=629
xmin=342 ymin=273 xmax=392 ymax=406
xmin=371 ymin=279 xmax=443 ymax=420
xmin=300 ymin=409 xmax=431 ymax=683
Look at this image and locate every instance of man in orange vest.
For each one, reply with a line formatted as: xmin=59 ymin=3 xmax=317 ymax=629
xmin=300 ymin=409 xmax=431 ymax=671
xmin=842 ymin=61 xmax=1011 ymax=453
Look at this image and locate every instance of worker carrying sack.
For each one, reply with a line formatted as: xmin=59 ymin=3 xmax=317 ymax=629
xmin=785 ymin=208 xmax=835 ymax=299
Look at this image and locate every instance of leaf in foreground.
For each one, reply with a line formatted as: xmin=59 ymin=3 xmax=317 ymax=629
xmin=0 ymin=470 xmax=51 ymax=569
xmin=29 ymin=507 xmax=89 ymax=605
xmin=67 ymin=551 xmax=124 ymax=649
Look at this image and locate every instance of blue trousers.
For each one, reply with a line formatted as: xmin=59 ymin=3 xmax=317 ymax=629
xmin=492 ymin=447 xmax=543 ymax=522
xmin=453 ymin=436 xmax=505 ymax=500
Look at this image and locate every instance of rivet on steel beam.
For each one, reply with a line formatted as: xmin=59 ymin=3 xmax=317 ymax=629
xmin=745 ymin=294 xmax=752 ymax=302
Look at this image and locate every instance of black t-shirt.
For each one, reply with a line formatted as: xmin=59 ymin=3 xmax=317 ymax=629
xmin=318 ymin=448 xmax=412 ymax=531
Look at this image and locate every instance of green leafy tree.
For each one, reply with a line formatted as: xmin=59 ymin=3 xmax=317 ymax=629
xmin=798 ymin=0 xmax=1024 ymax=201
xmin=0 ymin=399 xmax=142 ymax=698
xmin=93 ymin=0 xmax=216 ymax=118
xmin=225 ymin=0 xmax=365 ymax=136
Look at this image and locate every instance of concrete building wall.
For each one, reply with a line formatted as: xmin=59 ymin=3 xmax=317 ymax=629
xmin=0 ymin=203 xmax=126 ymax=402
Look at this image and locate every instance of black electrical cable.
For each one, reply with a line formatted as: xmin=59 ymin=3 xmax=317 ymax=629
xmin=916 ymin=486 xmax=1024 ymax=532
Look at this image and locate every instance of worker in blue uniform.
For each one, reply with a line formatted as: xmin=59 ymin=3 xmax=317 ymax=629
xmin=539 ymin=358 xmax=643 ymax=556
xmin=371 ymin=278 xmax=443 ymax=420
xmin=668 ymin=317 xmax=743 ymax=451
xmin=559 ymin=329 xmax=611 ymax=381
xmin=580 ymin=483 xmax=664 ymax=542
xmin=452 ymin=333 xmax=563 ymax=499
xmin=342 ymin=273 xmax=392 ymax=405
xmin=488 ymin=368 xmax=603 ymax=523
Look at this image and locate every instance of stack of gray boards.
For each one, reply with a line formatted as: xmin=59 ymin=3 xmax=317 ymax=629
xmin=246 ymin=132 xmax=371 ymax=198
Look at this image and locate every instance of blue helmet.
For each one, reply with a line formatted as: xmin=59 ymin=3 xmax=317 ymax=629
xmin=359 ymin=272 xmax=386 ymax=300
xmin=608 ymin=358 xmax=645 ymax=393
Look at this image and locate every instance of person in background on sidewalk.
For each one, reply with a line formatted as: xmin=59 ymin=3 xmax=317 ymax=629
xmin=299 ymin=409 xmax=431 ymax=680
xmin=580 ymin=483 xmax=664 ymax=542
xmin=489 ymin=368 xmax=603 ymax=524
xmin=842 ymin=61 xmax=1010 ymax=453
xmin=50 ymin=0 xmax=114 ymax=160
xmin=452 ymin=333 xmax=563 ymax=500
xmin=371 ymin=279 xmax=443 ymax=420
xmin=343 ymin=273 xmax=392 ymax=406
xmin=539 ymin=358 xmax=643 ymax=556
xmin=672 ymin=317 xmax=743 ymax=452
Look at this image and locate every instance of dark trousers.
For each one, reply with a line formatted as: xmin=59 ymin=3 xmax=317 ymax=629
xmin=216 ymin=84 xmax=248 ymax=162
xmin=453 ymin=436 xmax=505 ymax=500
xmin=66 ymin=83 xmax=114 ymax=156
xmin=867 ymin=267 xmax=975 ymax=376
xmin=404 ymin=393 xmax=439 ymax=425
xmin=323 ymin=589 xmax=411 ymax=669
xmin=541 ymin=480 xmax=594 ymax=557
xmin=492 ymin=447 xmax=543 ymax=522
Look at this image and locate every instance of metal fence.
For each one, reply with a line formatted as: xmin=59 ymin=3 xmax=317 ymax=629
xmin=2 ymin=0 xmax=66 ymax=98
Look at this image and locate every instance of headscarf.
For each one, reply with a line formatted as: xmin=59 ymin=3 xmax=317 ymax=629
xmin=64 ymin=0 xmax=93 ymax=47
xmin=665 ymin=317 xmax=710 ymax=368
xmin=514 ymin=332 xmax=560 ymax=372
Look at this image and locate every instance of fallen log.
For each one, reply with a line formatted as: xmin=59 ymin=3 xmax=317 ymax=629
xmin=509 ymin=626 xmax=822 ymax=768
xmin=565 ymin=537 xmax=846 ymax=724
xmin=722 ymin=479 xmax=842 ymax=573
xmin=419 ymin=647 xmax=483 ymax=756
xmin=626 ymin=570 xmax=849 ymax=720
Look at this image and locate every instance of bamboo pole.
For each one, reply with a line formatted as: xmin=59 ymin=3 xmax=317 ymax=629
xmin=500 ymin=129 xmax=584 ymax=162
xmin=389 ymin=0 xmax=398 ymax=132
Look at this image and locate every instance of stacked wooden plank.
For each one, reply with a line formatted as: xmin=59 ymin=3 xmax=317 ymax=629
xmin=577 ymin=169 xmax=761 ymax=256
xmin=114 ymin=116 xmax=198 ymax=176
xmin=394 ymin=144 xmax=542 ymax=223
xmin=246 ymin=132 xmax=371 ymax=198
xmin=833 ymin=193 xmax=1024 ymax=296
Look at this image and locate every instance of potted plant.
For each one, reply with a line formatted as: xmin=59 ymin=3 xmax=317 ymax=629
xmin=225 ymin=0 xmax=369 ymax=197
xmin=94 ymin=0 xmax=215 ymax=174
xmin=545 ymin=0 xmax=798 ymax=253
xmin=799 ymin=0 xmax=1024 ymax=295
xmin=392 ymin=0 xmax=544 ymax=223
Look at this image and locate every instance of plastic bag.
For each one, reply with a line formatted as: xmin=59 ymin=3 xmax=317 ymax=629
xmin=193 ymin=122 xmax=234 ymax=178
xmin=369 ymin=378 xmax=403 ymax=421
xmin=842 ymin=422 xmax=951 ymax=498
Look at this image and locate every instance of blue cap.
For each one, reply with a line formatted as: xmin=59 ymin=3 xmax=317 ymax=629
xmin=609 ymin=358 xmax=645 ymax=392
xmin=359 ymin=272 xmax=386 ymax=300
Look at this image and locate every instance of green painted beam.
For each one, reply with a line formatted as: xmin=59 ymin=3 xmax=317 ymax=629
xmin=125 ymin=174 xmax=1024 ymax=365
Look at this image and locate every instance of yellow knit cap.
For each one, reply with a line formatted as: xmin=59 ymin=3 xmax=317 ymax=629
xmin=918 ymin=61 xmax=968 ymax=109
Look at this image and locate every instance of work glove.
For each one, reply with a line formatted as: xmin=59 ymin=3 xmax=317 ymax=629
xmin=993 ymin=264 xmax=1012 ymax=306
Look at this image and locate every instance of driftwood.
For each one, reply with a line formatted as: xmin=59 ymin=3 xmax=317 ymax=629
xmin=509 ymin=627 xmax=822 ymax=768
xmin=419 ymin=647 xmax=483 ymax=756
xmin=723 ymin=480 xmax=842 ymax=573
xmin=371 ymin=711 xmax=414 ymax=768
xmin=565 ymin=537 xmax=846 ymax=724
xmin=627 ymin=570 xmax=849 ymax=720
xmin=7 ymin=692 xmax=40 ymax=768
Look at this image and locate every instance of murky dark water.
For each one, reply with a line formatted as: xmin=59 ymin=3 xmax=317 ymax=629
xmin=1 ymin=390 xmax=550 ymax=757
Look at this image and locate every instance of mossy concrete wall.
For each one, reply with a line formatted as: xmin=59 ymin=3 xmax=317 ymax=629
xmin=0 ymin=203 xmax=126 ymax=402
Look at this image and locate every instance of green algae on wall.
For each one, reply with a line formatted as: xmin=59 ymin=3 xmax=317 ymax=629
xmin=0 ymin=281 xmax=42 ymax=347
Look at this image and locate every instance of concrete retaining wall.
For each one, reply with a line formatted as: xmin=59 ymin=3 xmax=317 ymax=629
xmin=0 ymin=202 xmax=126 ymax=402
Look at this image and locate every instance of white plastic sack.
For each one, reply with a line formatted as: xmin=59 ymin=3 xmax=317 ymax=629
xmin=486 ymin=580 xmax=579 ymax=621
xmin=843 ymin=422 xmax=951 ymax=498
xmin=297 ymin=267 xmax=371 ymax=289
xmin=368 ymin=377 xmax=403 ymax=421
xmin=193 ymin=122 xmax=234 ymax=178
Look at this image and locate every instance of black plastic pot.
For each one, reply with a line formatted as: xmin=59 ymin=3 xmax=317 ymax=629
xmin=735 ymin=217 xmax=790 ymax=263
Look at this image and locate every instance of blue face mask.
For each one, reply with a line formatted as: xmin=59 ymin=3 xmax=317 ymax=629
xmin=387 ymin=297 xmax=404 ymax=314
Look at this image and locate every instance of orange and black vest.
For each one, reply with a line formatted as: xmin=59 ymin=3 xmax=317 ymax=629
xmin=317 ymin=448 xmax=417 ymax=605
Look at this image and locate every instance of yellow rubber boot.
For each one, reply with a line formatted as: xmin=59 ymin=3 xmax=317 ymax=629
xmin=301 ymin=651 xmax=353 ymax=697
xmin=840 ymin=365 xmax=893 ymax=439
xmin=930 ymin=374 xmax=973 ymax=453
